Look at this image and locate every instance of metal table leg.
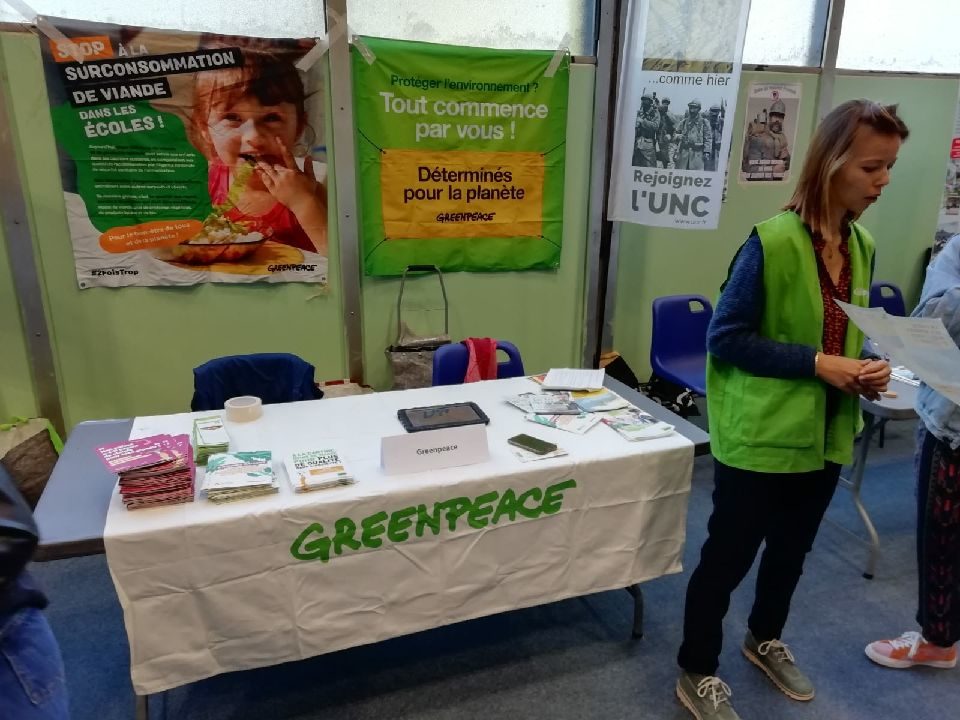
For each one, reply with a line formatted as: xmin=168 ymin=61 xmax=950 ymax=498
xmin=840 ymin=412 xmax=881 ymax=579
xmin=135 ymin=691 xmax=166 ymax=720
xmin=135 ymin=694 xmax=150 ymax=720
xmin=624 ymin=584 xmax=644 ymax=638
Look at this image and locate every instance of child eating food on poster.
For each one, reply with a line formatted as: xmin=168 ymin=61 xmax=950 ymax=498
xmin=188 ymin=40 xmax=327 ymax=256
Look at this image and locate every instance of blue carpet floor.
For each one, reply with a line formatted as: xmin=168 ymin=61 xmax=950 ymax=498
xmin=32 ymin=418 xmax=958 ymax=719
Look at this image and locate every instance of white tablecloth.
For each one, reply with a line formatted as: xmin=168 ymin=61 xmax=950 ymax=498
xmin=103 ymin=378 xmax=694 ymax=694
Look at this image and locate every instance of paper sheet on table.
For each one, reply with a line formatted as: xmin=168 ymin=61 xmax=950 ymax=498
xmin=541 ymin=368 xmax=606 ymax=390
xmin=836 ymin=300 xmax=960 ymax=404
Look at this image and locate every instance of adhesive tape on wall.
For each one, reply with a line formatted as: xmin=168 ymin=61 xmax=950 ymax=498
xmin=225 ymin=396 xmax=263 ymax=422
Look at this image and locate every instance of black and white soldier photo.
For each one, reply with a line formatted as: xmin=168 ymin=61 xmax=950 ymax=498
xmin=632 ymin=91 xmax=661 ymax=167
xmin=674 ymin=99 xmax=713 ymax=171
xmin=739 ymin=82 xmax=801 ymax=184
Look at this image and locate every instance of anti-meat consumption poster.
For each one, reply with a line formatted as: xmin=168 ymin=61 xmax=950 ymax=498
xmin=40 ymin=18 xmax=328 ymax=288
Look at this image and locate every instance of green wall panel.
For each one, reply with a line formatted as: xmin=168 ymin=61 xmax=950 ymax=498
xmin=0 ymin=220 xmax=39 ymax=420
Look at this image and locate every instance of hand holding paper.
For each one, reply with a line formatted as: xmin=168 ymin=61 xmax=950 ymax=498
xmin=814 ymin=353 xmax=872 ymax=397
xmin=836 ymin=299 xmax=960 ymax=404
xmin=857 ymin=358 xmax=891 ymax=397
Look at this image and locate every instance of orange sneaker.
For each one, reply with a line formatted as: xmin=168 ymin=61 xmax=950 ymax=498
xmin=865 ymin=631 xmax=957 ymax=669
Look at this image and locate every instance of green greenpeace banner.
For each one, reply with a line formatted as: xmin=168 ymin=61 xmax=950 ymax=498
xmin=352 ymin=37 xmax=569 ymax=276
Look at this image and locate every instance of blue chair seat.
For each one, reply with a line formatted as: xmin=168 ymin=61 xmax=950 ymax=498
xmin=650 ymin=294 xmax=712 ymax=396
xmin=432 ymin=340 xmax=525 ymax=386
xmin=656 ymin=355 xmax=708 ymax=396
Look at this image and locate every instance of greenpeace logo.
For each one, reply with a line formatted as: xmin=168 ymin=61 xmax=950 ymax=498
xmin=436 ymin=211 xmax=496 ymax=223
xmin=267 ymin=263 xmax=318 ymax=272
xmin=91 ymin=267 xmax=138 ymax=276
xmin=290 ymin=479 xmax=579 ymax=563
xmin=416 ymin=444 xmax=458 ymax=455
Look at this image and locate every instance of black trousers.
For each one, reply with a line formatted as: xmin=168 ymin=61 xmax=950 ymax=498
xmin=916 ymin=426 xmax=960 ymax=647
xmin=677 ymin=459 xmax=841 ymax=675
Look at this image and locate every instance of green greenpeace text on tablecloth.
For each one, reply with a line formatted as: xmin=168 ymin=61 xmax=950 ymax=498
xmin=291 ymin=479 xmax=577 ymax=562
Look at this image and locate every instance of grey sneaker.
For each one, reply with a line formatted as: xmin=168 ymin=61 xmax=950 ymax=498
xmin=742 ymin=630 xmax=815 ymax=701
xmin=676 ymin=672 xmax=742 ymax=719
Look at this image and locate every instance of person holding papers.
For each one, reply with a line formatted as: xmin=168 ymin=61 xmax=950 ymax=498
xmin=675 ymin=100 xmax=908 ymax=720
xmin=866 ymin=233 xmax=960 ymax=671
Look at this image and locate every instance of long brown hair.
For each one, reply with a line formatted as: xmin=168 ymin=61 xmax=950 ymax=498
xmin=785 ymin=99 xmax=909 ymax=235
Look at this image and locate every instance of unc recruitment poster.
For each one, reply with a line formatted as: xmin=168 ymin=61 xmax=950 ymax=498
xmin=608 ymin=0 xmax=751 ymax=229
xmin=933 ymin=85 xmax=960 ymax=258
xmin=352 ymin=37 xmax=569 ymax=276
xmin=39 ymin=18 xmax=329 ymax=288
xmin=739 ymin=82 xmax=801 ymax=184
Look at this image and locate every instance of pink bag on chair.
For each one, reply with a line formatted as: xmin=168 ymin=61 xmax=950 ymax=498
xmin=463 ymin=338 xmax=498 ymax=382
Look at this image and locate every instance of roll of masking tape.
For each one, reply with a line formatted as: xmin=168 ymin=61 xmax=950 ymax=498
xmin=225 ymin=395 xmax=263 ymax=422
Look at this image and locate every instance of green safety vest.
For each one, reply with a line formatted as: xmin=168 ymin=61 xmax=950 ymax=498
xmin=706 ymin=211 xmax=875 ymax=473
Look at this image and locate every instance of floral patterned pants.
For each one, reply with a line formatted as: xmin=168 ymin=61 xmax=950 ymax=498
xmin=916 ymin=425 xmax=960 ymax=647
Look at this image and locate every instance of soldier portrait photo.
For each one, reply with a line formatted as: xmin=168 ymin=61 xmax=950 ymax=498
xmin=705 ymin=102 xmax=725 ymax=171
xmin=632 ymin=91 xmax=661 ymax=167
xmin=636 ymin=94 xmax=725 ymax=171
xmin=739 ymin=82 xmax=801 ymax=184
xmin=674 ymin=98 xmax=720 ymax=171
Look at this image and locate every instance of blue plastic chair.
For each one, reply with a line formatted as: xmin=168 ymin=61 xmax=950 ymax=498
xmin=191 ymin=353 xmax=323 ymax=411
xmin=869 ymin=281 xmax=906 ymax=317
xmin=650 ymin=294 xmax=713 ymax=396
xmin=867 ymin=282 xmax=907 ymax=449
xmin=432 ymin=340 xmax=525 ymax=386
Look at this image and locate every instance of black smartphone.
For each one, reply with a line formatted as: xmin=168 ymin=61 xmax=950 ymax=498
xmin=507 ymin=433 xmax=558 ymax=455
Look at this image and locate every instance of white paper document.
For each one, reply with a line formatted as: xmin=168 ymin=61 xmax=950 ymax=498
xmin=601 ymin=408 xmax=676 ymax=442
xmin=572 ymin=389 xmax=631 ymax=413
xmin=508 ymin=445 xmax=569 ymax=463
xmin=836 ymin=300 xmax=960 ymax=404
xmin=541 ymin=368 xmax=606 ymax=391
xmin=506 ymin=392 xmax=581 ymax=414
xmin=526 ymin=412 xmax=602 ymax=435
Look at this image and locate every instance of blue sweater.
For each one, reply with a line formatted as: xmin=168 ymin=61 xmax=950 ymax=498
xmin=707 ymin=232 xmax=817 ymax=378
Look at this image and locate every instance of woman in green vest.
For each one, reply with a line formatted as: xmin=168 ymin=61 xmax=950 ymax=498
xmin=675 ymin=100 xmax=910 ymax=720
